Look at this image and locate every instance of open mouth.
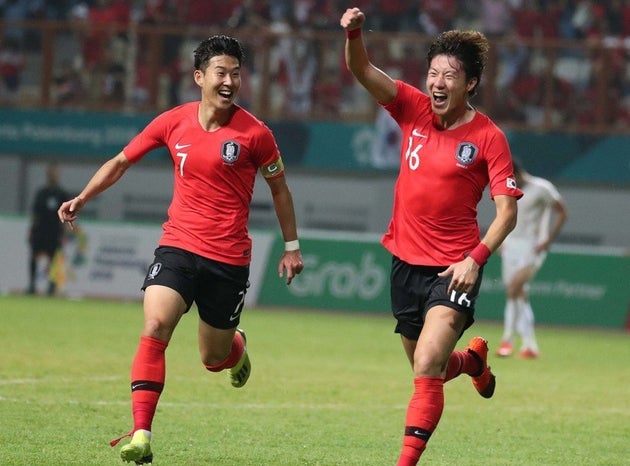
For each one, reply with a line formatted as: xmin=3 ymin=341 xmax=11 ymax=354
xmin=432 ymin=92 xmax=447 ymax=105
xmin=218 ymin=89 xmax=233 ymax=100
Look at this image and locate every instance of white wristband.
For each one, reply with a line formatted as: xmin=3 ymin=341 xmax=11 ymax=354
xmin=284 ymin=240 xmax=300 ymax=251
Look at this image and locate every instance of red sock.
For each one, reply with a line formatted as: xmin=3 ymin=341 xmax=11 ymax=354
xmin=130 ymin=335 xmax=168 ymax=432
xmin=204 ymin=331 xmax=245 ymax=372
xmin=444 ymin=349 xmax=481 ymax=382
xmin=397 ymin=376 xmax=444 ymax=465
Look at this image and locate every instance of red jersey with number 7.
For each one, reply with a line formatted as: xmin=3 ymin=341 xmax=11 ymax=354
xmin=123 ymin=102 xmax=284 ymax=266
xmin=381 ymin=80 xmax=522 ymax=266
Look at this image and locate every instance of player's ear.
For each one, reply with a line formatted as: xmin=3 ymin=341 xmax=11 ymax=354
xmin=466 ymin=77 xmax=477 ymax=93
xmin=193 ymin=69 xmax=204 ymax=87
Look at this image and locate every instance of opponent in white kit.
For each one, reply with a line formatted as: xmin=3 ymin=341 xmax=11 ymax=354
xmin=498 ymin=159 xmax=568 ymax=358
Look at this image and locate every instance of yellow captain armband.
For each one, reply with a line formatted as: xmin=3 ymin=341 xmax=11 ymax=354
xmin=261 ymin=157 xmax=285 ymax=178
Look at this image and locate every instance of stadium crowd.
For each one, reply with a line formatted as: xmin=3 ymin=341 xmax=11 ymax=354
xmin=1 ymin=0 xmax=630 ymax=129
xmin=3 ymin=0 xmax=630 ymax=38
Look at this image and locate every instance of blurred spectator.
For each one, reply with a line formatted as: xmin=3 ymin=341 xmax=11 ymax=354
xmin=604 ymin=0 xmax=625 ymax=37
xmin=164 ymin=50 xmax=189 ymax=107
xmin=134 ymin=0 xmax=185 ymax=108
xmin=514 ymin=0 xmax=563 ymax=39
xmin=402 ymin=45 xmax=427 ymax=88
xmin=70 ymin=0 xmax=130 ymax=107
xmin=312 ymin=65 xmax=341 ymax=117
xmin=1 ymin=0 xmax=48 ymax=49
xmin=307 ymin=0 xmax=339 ymax=30
xmin=453 ymin=0 xmax=482 ymax=30
xmin=495 ymin=32 xmax=529 ymax=91
xmin=0 ymin=36 xmax=25 ymax=105
xmin=171 ymin=0 xmax=241 ymax=27
xmin=102 ymin=61 xmax=126 ymax=108
xmin=416 ymin=0 xmax=458 ymax=36
xmin=52 ymin=58 xmax=86 ymax=108
xmin=228 ymin=0 xmax=270 ymax=30
xmin=285 ymin=38 xmax=318 ymax=115
xmin=0 ymin=0 xmax=627 ymax=133
xmin=571 ymin=0 xmax=606 ymax=39
xmin=622 ymin=0 xmax=630 ymax=37
xmin=75 ymin=0 xmax=128 ymax=69
xmin=377 ymin=0 xmax=415 ymax=32
xmin=266 ymin=2 xmax=295 ymax=114
xmin=498 ymin=56 xmax=544 ymax=124
xmin=481 ymin=0 xmax=517 ymax=39
xmin=137 ymin=0 xmax=170 ymax=24
xmin=28 ymin=163 xmax=69 ymax=296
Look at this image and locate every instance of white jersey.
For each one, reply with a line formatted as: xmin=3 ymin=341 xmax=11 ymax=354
xmin=507 ymin=175 xmax=562 ymax=245
xmin=501 ymin=174 xmax=562 ymax=284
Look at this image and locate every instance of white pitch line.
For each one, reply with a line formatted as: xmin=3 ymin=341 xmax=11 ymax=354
xmin=0 ymin=375 xmax=123 ymax=385
xmin=0 ymin=395 xmax=406 ymax=411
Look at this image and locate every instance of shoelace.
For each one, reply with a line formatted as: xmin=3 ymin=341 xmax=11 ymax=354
xmin=110 ymin=429 xmax=133 ymax=447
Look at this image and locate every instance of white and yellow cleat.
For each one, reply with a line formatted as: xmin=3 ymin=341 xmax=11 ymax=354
xmin=120 ymin=429 xmax=153 ymax=465
xmin=228 ymin=328 xmax=251 ymax=388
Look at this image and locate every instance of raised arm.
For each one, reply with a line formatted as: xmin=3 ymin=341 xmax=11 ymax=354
xmin=340 ymin=7 xmax=398 ymax=104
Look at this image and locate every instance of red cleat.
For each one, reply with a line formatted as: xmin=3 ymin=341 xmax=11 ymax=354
xmin=518 ymin=348 xmax=540 ymax=359
xmin=496 ymin=340 xmax=513 ymax=357
xmin=466 ymin=336 xmax=496 ymax=399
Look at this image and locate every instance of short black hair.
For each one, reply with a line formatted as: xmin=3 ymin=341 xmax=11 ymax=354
xmin=193 ymin=35 xmax=244 ymax=71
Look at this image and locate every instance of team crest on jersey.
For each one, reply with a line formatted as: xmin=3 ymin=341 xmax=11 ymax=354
xmin=455 ymin=142 xmax=478 ymax=165
xmin=221 ymin=140 xmax=241 ymax=164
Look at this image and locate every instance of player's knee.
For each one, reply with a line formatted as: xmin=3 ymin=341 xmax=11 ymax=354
xmin=201 ymin=347 xmax=232 ymax=368
xmin=413 ymin=352 xmax=442 ymax=377
xmin=142 ymin=318 xmax=173 ymax=341
xmin=506 ymin=281 xmax=523 ymax=298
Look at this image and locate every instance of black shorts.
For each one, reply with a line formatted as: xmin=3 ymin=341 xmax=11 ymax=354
xmin=142 ymin=246 xmax=250 ymax=329
xmin=390 ymin=256 xmax=483 ymax=340
xmin=30 ymin=233 xmax=62 ymax=257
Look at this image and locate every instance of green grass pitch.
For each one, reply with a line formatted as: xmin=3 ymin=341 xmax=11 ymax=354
xmin=1 ymin=295 xmax=628 ymax=465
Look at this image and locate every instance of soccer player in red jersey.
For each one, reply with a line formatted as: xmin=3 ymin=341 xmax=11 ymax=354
xmin=57 ymin=35 xmax=303 ymax=464
xmin=341 ymin=8 xmax=523 ymax=465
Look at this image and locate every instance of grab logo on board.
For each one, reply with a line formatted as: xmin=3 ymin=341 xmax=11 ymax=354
xmin=288 ymin=252 xmax=387 ymax=300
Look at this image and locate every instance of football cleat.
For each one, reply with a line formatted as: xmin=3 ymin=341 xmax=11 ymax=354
xmin=229 ymin=328 xmax=251 ymax=388
xmin=120 ymin=429 xmax=153 ymax=465
xmin=496 ymin=340 xmax=513 ymax=357
xmin=466 ymin=336 xmax=496 ymax=399
xmin=518 ymin=348 xmax=540 ymax=359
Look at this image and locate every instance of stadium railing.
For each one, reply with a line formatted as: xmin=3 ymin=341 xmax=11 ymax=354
xmin=1 ymin=19 xmax=629 ymax=136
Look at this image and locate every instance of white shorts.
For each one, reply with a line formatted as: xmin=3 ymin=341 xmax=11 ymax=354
xmin=501 ymin=238 xmax=546 ymax=286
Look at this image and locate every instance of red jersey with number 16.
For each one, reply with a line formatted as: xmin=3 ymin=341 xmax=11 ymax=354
xmin=381 ymin=80 xmax=522 ymax=266
xmin=123 ymin=102 xmax=284 ymax=266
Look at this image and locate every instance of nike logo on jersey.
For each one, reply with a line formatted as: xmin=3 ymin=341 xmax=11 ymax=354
xmin=175 ymin=143 xmax=191 ymax=150
xmin=412 ymin=129 xmax=427 ymax=138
